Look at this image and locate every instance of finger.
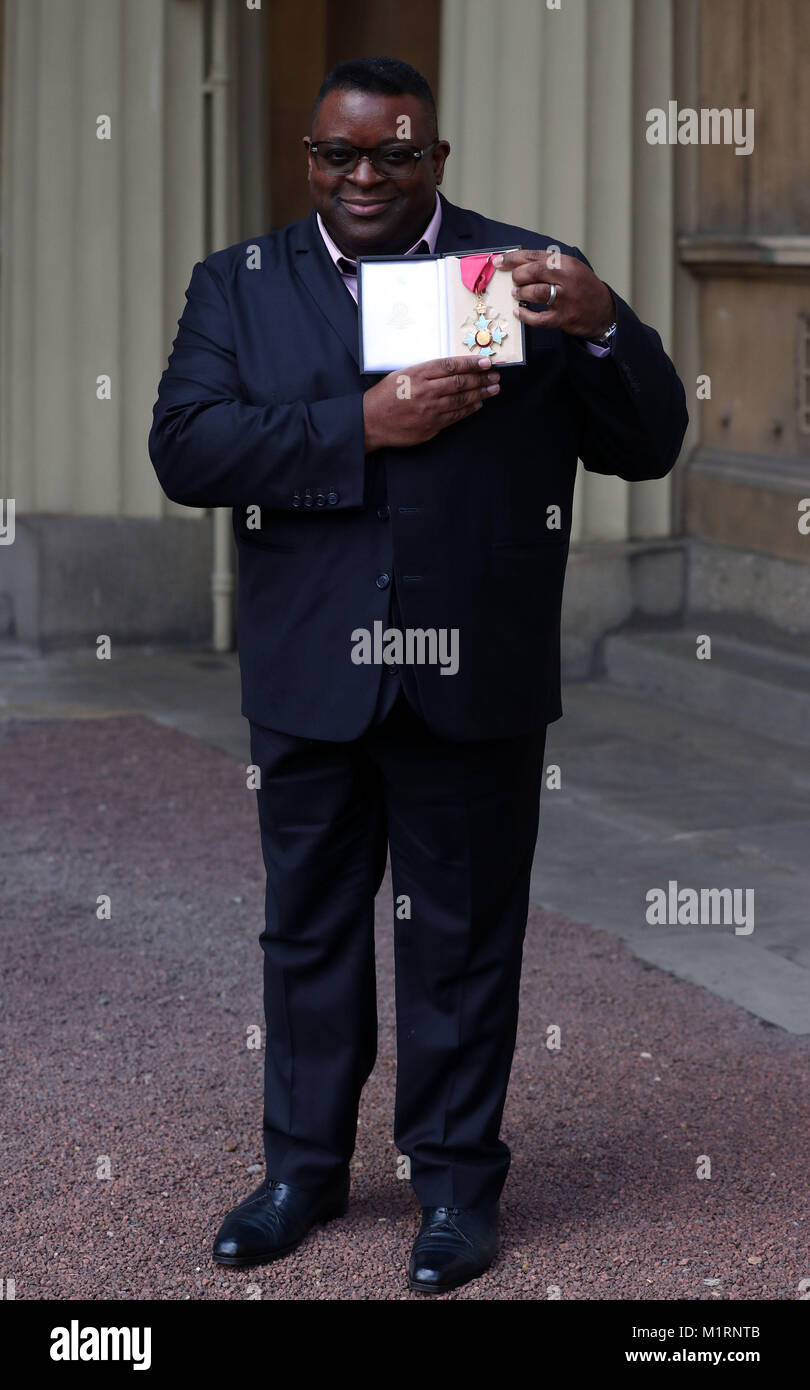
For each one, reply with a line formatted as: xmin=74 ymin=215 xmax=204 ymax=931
xmin=444 ymin=397 xmax=487 ymax=427
xmin=437 ymin=378 xmax=500 ymax=413
xmin=512 ymin=302 xmax=566 ymax=330
xmin=512 ymin=281 xmax=557 ymax=308
xmin=491 ymin=249 xmax=538 ymax=272
xmin=423 ymin=354 xmax=494 ymax=380
xmin=509 ymin=258 xmax=570 ymax=289
xmin=493 ymin=249 xmax=573 ymax=282
xmin=434 ymin=367 xmax=500 ymax=399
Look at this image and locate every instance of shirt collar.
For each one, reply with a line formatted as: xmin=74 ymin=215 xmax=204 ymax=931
xmin=316 ymin=190 xmax=442 ymax=272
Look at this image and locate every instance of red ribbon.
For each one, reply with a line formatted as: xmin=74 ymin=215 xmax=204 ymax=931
xmin=459 ymin=253 xmax=497 ymax=296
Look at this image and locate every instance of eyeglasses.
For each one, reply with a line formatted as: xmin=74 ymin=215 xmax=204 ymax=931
xmin=308 ymin=141 xmax=438 ymax=179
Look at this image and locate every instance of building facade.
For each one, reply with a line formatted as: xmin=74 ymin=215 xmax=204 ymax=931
xmin=1 ymin=0 xmax=808 ymax=694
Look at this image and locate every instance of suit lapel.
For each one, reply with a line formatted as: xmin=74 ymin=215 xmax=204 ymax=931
xmin=434 ymin=192 xmax=477 ymax=255
xmin=291 ymin=210 xmax=362 ymax=367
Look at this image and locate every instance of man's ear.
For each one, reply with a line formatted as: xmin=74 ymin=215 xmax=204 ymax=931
xmin=432 ymin=142 xmax=450 ymax=186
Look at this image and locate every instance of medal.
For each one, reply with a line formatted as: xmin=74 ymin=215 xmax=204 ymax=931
xmin=459 ymin=253 xmax=508 ymax=358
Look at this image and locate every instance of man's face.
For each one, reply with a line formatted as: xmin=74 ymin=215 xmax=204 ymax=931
xmin=304 ymin=89 xmax=450 ymax=257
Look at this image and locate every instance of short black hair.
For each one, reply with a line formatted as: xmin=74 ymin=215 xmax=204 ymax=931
xmin=311 ymin=57 xmax=438 ymax=139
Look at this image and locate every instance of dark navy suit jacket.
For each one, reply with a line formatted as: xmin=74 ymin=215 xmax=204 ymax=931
xmin=148 ymin=192 xmax=688 ymax=741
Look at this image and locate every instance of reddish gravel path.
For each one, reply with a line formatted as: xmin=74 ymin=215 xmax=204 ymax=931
xmin=1 ymin=715 xmax=807 ymax=1301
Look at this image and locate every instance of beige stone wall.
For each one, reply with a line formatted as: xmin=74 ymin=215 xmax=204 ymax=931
xmin=439 ymin=0 xmax=680 ymax=545
xmin=0 ymin=0 xmax=206 ymax=518
xmin=0 ymin=0 xmax=266 ymax=527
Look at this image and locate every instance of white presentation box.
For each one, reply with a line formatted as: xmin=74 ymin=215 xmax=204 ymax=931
xmin=357 ymin=245 xmax=526 ymax=373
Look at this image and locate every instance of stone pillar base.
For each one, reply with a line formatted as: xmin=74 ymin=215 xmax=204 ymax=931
xmin=0 ymin=515 xmax=217 ymax=648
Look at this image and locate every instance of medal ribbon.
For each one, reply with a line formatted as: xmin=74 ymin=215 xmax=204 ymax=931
xmin=459 ymin=253 xmax=497 ymax=296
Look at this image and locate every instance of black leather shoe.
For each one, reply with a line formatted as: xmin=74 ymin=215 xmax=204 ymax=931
xmin=212 ymin=1171 xmax=349 ymax=1267
xmin=407 ymin=1203 xmax=499 ymax=1294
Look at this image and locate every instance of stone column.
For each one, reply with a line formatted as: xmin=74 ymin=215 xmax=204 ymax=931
xmin=0 ymin=0 xmax=205 ymax=520
xmin=438 ymin=0 xmax=679 ymax=547
xmin=0 ymin=0 xmax=217 ymax=643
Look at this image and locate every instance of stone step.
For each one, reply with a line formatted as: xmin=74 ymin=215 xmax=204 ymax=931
xmin=603 ymin=627 xmax=810 ymax=748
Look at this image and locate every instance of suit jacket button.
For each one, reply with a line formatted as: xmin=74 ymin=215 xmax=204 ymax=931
xmin=303 ymin=489 xmax=313 ymax=508
xmin=292 ymin=492 xmax=301 ymax=508
xmin=376 ymin=573 xmax=391 ymax=589
xmin=327 ymin=490 xmax=339 ymax=505
xmin=315 ymin=490 xmax=326 ymax=506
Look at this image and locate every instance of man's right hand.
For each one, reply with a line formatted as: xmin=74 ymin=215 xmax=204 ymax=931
xmin=362 ymin=355 xmax=500 ymax=452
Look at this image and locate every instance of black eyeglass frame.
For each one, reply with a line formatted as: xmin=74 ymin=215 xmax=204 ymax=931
xmin=308 ymin=140 xmax=440 ymax=178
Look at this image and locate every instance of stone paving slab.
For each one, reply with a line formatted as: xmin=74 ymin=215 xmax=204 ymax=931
xmin=1 ymin=714 xmax=808 ymax=1300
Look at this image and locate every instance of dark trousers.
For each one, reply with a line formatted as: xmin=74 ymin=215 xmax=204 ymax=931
xmin=248 ymin=683 xmax=547 ymax=1208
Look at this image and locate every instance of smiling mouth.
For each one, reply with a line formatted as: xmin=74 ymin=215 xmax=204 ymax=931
xmin=340 ymin=198 xmax=396 ymax=216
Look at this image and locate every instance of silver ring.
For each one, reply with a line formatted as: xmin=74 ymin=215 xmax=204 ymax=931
xmin=547 ymin=283 xmax=558 ymax=307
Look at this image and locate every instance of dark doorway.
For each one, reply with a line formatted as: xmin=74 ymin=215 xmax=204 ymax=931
xmin=266 ymin=0 xmax=441 ymax=229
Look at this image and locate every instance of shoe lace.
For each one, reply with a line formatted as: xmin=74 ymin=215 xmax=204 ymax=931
xmin=431 ymin=1205 xmax=461 ymax=1228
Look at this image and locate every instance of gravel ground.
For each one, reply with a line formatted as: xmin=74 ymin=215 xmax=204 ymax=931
xmin=1 ymin=714 xmax=807 ymax=1301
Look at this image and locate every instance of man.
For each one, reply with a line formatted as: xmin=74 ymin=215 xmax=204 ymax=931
xmin=149 ymin=57 xmax=688 ymax=1295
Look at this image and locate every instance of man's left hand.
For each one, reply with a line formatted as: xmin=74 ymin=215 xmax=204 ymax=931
xmin=493 ymin=249 xmax=615 ymax=340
